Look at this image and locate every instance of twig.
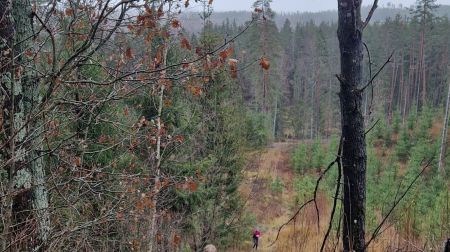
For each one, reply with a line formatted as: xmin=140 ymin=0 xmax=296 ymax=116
xmin=268 ymin=199 xmax=314 ymax=248
xmin=360 ymin=51 xmax=394 ymax=92
xmin=313 ymin=156 xmax=338 ymax=230
xmin=363 ymin=41 xmax=374 ymax=116
xmin=320 ymin=139 xmax=343 ymax=252
xmin=365 ymin=118 xmax=380 ymax=136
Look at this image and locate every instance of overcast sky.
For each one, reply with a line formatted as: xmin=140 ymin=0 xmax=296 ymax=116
xmin=194 ymin=0 xmax=450 ymax=13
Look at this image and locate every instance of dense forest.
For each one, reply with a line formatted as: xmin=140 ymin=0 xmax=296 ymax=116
xmin=0 ymin=0 xmax=449 ymax=251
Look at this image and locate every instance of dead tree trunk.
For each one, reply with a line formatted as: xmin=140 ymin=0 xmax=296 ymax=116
xmin=337 ymin=1 xmax=370 ymax=251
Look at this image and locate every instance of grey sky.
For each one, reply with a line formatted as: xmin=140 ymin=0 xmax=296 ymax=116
xmin=197 ymin=0 xmax=450 ymax=12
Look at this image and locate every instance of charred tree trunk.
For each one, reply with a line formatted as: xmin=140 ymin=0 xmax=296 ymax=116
xmin=337 ymin=1 xmax=367 ymax=251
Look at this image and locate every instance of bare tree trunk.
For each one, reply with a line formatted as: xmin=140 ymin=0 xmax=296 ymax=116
xmin=149 ymin=82 xmax=165 ymax=252
xmin=149 ymin=3 xmax=171 ymax=250
xmin=310 ymin=81 xmax=316 ymax=140
xmin=337 ymin=1 xmax=367 ymax=251
xmin=399 ymin=50 xmax=405 ymax=122
xmin=420 ymin=29 xmax=426 ymax=108
xmin=438 ymin=78 xmax=450 ymax=174
xmin=273 ymin=95 xmax=278 ymax=139
xmin=388 ymin=54 xmax=397 ymax=123
xmin=407 ymin=45 xmax=414 ymax=117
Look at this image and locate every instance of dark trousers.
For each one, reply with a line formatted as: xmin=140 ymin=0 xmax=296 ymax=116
xmin=252 ymin=236 xmax=258 ymax=249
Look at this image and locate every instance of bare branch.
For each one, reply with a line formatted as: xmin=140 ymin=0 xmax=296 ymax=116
xmin=267 ymin=199 xmax=314 ymax=248
xmin=362 ymin=0 xmax=379 ymax=30
xmin=320 ymin=139 xmax=343 ymax=252
xmin=365 ymin=118 xmax=380 ymax=136
xmin=359 ymin=51 xmax=394 ymax=92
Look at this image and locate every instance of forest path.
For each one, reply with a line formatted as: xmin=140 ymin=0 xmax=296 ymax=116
xmin=233 ymin=140 xmax=331 ymax=252
xmin=231 ymin=139 xmax=406 ymax=252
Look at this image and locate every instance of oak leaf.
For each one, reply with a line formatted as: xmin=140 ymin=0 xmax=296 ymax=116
xmin=125 ymin=47 xmax=133 ymax=60
xmin=260 ymin=57 xmax=270 ymax=70
xmin=171 ymin=19 xmax=180 ymax=28
xmin=180 ymin=37 xmax=191 ymax=50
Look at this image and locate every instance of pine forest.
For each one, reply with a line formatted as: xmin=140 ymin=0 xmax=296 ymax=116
xmin=0 ymin=0 xmax=449 ymax=251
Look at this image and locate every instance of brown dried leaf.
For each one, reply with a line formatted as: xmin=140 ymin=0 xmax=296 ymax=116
xmin=173 ymin=234 xmax=182 ymax=245
xmin=98 ymin=134 xmax=107 ymax=144
xmin=180 ymin=37 xmax=191 ymax=51
xmin=171 ymin=19 xmax=180 ymax=28
xmin=73 ymin=157 xmax=81 ymax=167
xmin=229 ymin=59 xmax=238 ymax=78
xmin=65 ymin=8 xmax=74 ymax=16
xmin=260 ymin=57 xmax=270 ymax=70
xmin=188 ymin=181 xmax=197 ymax=192
xmin=125 ymin=47 xmax=133 ymax=60
xmin=255 ymin=8 xmax=263 ymax=13
xmin=25 ymin=49 xmax=33 ymax=57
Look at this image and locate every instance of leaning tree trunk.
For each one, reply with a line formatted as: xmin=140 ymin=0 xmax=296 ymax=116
xmin=337 ymin=1 xmax=367 ymax=251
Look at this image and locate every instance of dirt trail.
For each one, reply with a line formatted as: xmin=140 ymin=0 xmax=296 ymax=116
xmin=231 ymin=141 xmax=330 ymax=252
xmin=239 ymin=141 xmax=297 ymax=251
xmin=230 ymin=141 xmax=407 ymax=252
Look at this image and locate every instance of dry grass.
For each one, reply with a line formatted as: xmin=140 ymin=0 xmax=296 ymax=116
xmin=231 ymin=139 xmax=430 ymax=252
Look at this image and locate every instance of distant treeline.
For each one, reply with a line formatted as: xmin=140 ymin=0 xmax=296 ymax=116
xmin=181 ymin=5 xmax=450 ymax=33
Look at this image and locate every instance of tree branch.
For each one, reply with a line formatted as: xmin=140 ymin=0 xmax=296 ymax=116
xmin=359 ymin=51 xmax=394 ymax=92
xmin=362 ymin=0 xmax=379 ymax=30
xmin=320 ymin=139 xmax=343 ymax=252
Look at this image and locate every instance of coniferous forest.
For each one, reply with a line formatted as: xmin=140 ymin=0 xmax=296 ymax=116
xmin=0 ymin=0 xmax=449 ymax=251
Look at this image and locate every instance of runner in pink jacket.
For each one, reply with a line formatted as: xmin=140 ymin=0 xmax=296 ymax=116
xmin=252 ymin=229 xmax=261 ymax=249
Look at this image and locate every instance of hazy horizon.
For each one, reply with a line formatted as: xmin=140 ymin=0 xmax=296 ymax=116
xmin=186 ymin=0 xmax=450 ymax=13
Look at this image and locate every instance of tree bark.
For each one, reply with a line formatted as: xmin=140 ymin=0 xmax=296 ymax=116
xmin=0 ymin=0 xmax=50 ymax=249
xmin=337 ymin=1 xmax=367 ymax=251
xmin=0 ymin=1 xmax=15 ymax=249
xmin=438 ymin=78 xmax=450 ymax=174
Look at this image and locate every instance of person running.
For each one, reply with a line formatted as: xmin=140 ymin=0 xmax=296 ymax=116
xmin=252 ymin=228 xmax=261 ymax=250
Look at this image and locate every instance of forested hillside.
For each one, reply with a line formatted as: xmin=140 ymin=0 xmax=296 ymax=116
xmin=0 ymin=0 xmax=448 ymax=251
xmin=209 ymin=3 xmax=450 ymax=141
